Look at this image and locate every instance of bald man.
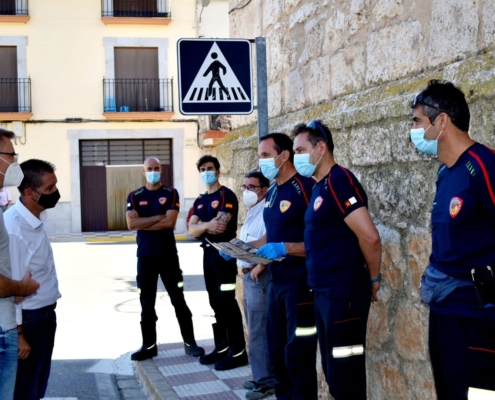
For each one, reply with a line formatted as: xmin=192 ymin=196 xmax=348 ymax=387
xmin=126 ymin=157 xmax=204 ymax=361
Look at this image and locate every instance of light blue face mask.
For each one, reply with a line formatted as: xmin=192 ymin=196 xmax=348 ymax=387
xmin=259 ymin=153 xmax=284 ymax=180
xmin=146 ymin=171 xmax=161 ymax=185
xmin=201 ymin=171 xmax=218 ymax=186
xmin=294 ymin=144 xmax=322 ymax=177
xmin=410 ymin=118 xmax=443 ymax=155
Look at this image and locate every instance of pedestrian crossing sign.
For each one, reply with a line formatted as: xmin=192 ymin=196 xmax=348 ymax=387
xmin=177 ymin=38 xmax=253 ymax=115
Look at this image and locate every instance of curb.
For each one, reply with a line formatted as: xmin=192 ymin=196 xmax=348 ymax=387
xmin=135 ymin=359 xmax=180 ymax=400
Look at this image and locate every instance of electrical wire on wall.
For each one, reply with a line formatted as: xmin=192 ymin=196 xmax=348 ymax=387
xmin=228 ymin=0 xmax=252 ymax=14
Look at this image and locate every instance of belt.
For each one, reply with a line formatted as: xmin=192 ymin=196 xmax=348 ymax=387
xmin=242 ymin=267 xmax=255 ymax=274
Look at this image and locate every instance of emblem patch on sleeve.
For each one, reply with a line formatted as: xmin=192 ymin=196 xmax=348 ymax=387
xmin=159 ymin=197 xmax=167 ymax=205
xmin=450 ymin=197 xmax=463 ymax=218
xmin=280 ymin=200 xmax=291 ymax=213
xmin=313 ymin=196 xmax=323 ymax=211
xmin=211 ymin=200 xmax=219 ymax=209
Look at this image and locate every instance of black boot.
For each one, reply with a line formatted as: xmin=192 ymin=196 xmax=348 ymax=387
xmin=131 ymin=322 xmax=157 ymax=361
xmin=184 ymin=342 xmax=205 ymax=357
xmin=199 ymin=323 xmax=229 ymax=365
xmin=214 ymin=347 xmax=248 ymax=371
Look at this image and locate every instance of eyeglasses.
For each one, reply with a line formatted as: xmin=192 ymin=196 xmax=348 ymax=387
xmin=412 ymin=95 xmax=442 ymax=112
xmin=0 ymin=152 xmax=18 ymax=161
xmin=241 ymin=185 xmax=261 ymax=191
xmin=307 ymin=120 xmax=328 ymax=143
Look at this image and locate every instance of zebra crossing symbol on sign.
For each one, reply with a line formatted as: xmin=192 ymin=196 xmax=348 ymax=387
xmin=178 ymin=39 xmax=253 ymax=115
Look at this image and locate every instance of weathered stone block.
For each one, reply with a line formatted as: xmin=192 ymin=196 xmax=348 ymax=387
xmin=284 ymin=68 xmax=306 ymax=112
xmin=349 ymin=125 xmax=393 ymax=166
xmin=428 ymin=0 xmax=479 ymax=67
xmin=323 ymin=10 xmax=347 ymax=52
xmin=330 ymin=45 xmax=365 ymax=97
xmin=263 ymin=0 xmax=282 ymax=30
xmin=369 ymin=353 xmax=408 ymax=400
xmin=378 ymin=226 xmax=405 ymax=290
xmin=289 ymin=2 xmax=317 ymax=30
xmin=372 ymin=0 xmax=403 ymax=21
xmin=483 ymin=1 xmax=495 ymax=47
xmin=306 ymin=56 xmax=331 ymax=105
xmin=268 ymin=79 xmax=283 ymax=117
xmin=367 ymin=300 xmax=390 ymax=350
xmin=406 ymin=227 xmax=431 ymax=290
xmin=395 ymin=303 xmax=428 ymax=361
xmin=366 ymin=20 xmax=424 ymax=84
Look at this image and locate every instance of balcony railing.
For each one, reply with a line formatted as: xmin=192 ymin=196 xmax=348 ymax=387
xmin=101 ymin=0 xmax=169 ymax=18
xmin=0 ymin=78 xmax=31 ymax=113
xmin=0 ymin=0 xmax=28 ymax=15
xmin=103 ymin=78 xmax=173 ymax=113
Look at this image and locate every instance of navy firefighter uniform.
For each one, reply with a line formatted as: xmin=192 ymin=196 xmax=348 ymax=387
xmin=192 ymin=186 xmax=246 ymax=355
xmin=263 ymin=173 xmax=318 ymax=400
xmin=423 ymin=143 xmax=495 ymax=399
xmin=304 ymin=164 xmax=371 ymax=399
xmin=127 ymin=185 xmax=197 ymax=351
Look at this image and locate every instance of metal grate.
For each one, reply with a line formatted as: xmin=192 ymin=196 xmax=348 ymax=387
xmin=103 ymin=78 xmax=173 ymax=113
xmin=0 ymin=0 xmax=28 ymax=15
xmin=101 ymin=0 xmax=169 ymax=18
xmin=81 ymin=139 xmax=172 ymax=167
xmin=0 ymin=78 xmax=31 ymax=112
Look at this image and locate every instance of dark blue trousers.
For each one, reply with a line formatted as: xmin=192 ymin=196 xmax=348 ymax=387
xmin=266 ymin=279 xmax=317 ymax=400
xmin=314 ymin=277 xmax=371 ymax=400
xmin=203 ymin=246 xmax=245 ymax=351
xmin=429 ymin=310 xmax=495 ymax=400
xmin=14 ymin=304 xmax=57 ymax=400
xmin=137 ymin=253 xmax=195 ymax=344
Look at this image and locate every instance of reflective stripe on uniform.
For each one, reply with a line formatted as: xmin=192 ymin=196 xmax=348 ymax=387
xmin=295 ymin=326 xmax=317 ymax=336
xmin=332 ymin=344 xmax=364 ymax=358
xmin=468 ymin=387 xmax=495 ymax=399
xmin=220 ymin=283 xmax=236 ymax=291
xmin=177 ymin=281 xmax=184 ymax=288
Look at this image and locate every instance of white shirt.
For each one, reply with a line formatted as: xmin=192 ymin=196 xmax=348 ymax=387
xmin=237 ymin=199 xmax=267 ymax=269
xmin=4 ymin=200 xmax=61 ymax=325
xmin=0 ymin=188 xmax=12 ymax=206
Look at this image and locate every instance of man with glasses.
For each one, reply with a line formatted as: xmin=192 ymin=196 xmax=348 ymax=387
xmin=221 ymin=171 xmax=275 ymax=399
xmin=0 ymin=129 xmax=39 ymax=400
xmin=411 ymin=80 xmax=495 ymax=399
xmin=188 ymin=155 xmax=247 ymax=371
xmin=255 ymin=133 xmax=318 ymax=400
xmin=292 ymin=120 xmax=381 ymax=399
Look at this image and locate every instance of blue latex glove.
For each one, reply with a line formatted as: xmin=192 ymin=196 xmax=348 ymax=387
xmin=219 ymin=251 xmax=233 ymax=261
xmin=257 ymin=243 xmax=286 ymax=260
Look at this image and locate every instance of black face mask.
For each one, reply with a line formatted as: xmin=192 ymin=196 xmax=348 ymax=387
xmin=35 ymin=189 xmax=60 ymax=209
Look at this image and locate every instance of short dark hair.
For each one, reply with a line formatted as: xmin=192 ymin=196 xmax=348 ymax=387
xmin=292 ymin=120 xmax=335 ymax=153
xmin=0 ymin=129 xmax=15 ymax=151
xmin=259 ymin=133 xmax=294 ymax=163
xmin=412 ymin=79 xmax=470 ymax=132
xmin=196 ymin=155 xmax=220 ymax=171
xmin=245 ymin=171 xmax=269 ymax=188
xmin=18 ymin=159 xmax=56 ymax=196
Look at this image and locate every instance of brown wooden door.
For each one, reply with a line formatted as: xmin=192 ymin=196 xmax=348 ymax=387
xmin=113 ymin=0 xmax=157 ymax=16
xmin=0 ymin=46 xmax=18 ymax=112
xmin=0 ymin=0 xmax=16 ymax=15
xmin=114 ymin=47 xmax=159 ymax=112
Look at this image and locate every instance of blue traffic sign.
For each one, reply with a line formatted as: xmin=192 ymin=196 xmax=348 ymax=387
xmin=177 ymin=38 xmax=253 ymax=115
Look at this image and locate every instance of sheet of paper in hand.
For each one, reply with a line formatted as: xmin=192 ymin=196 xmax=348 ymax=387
xmin=206 ymin=237 xmax=285 ymax=264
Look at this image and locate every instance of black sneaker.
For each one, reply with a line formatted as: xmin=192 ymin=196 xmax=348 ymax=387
xmin=199 ymin=347 xmax=229 ymax=365
xmin=214 ymin=348 xmax=248 ymax=371
xmin=184 ymin=343 xmax=205 ymax=357
xmin=243 ymin=380 xmax=256 ymax=390
xmin=245 ymin=384 xmax=275 ymax=399
xmin=130 ymin=344 xmax=157 ymax=361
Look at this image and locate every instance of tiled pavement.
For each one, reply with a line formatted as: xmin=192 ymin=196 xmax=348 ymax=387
xmin=48 ymin=230 xmax=189 ymax=242
xmin=146 ymin=341 xmax=276 ymax=400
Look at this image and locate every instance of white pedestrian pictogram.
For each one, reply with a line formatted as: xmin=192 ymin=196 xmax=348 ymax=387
xmin=183 ymin=42 xmax=250 ymax=104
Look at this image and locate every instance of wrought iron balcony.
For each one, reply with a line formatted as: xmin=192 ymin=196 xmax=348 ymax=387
xmin=0 ymin=0 xmax=28 ymax=15
xmin=103 ymin=78 xmax=173 ymax=116
xmin=0 ymin=78 xmax=31 ymax=113
xmin=101 ymin=0 xmax=170 ymax=18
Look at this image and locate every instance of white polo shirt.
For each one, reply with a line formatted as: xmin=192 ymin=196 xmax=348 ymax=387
xmin=4 ymin=200 xmax=61 ymax=325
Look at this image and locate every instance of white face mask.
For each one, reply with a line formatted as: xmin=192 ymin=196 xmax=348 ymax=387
xmin=0 ymin=158 xmax=24 ymax=188
xmin=243 ymin=189 xmax=261 ymax=207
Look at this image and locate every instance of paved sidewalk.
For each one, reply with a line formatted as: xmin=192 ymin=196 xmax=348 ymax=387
xmin=48 ymin=230 xmax=190 ymax=242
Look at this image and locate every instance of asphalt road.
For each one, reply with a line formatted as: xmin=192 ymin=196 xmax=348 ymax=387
xmin=41 ymin=239 xmax=207 ymax=400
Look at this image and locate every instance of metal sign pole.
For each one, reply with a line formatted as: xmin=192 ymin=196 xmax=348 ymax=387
xmin=255 ymin=37 xmax=268 ymax=140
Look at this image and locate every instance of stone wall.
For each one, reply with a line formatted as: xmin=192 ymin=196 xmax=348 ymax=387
xmin=221 ymin=1 xmax=495 ymax=399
